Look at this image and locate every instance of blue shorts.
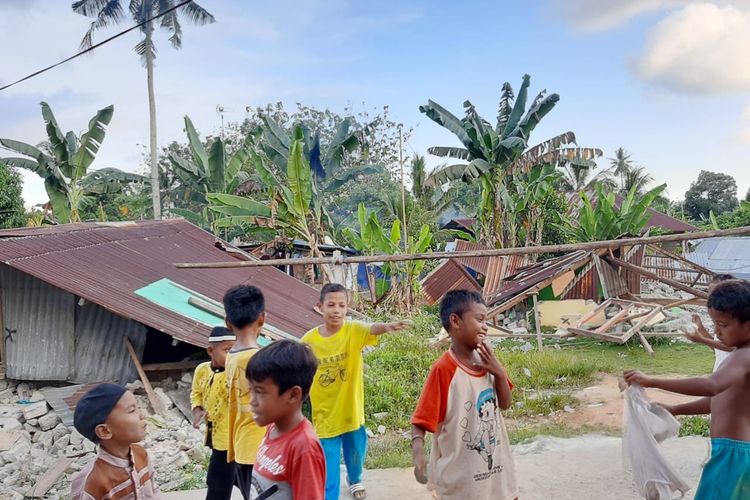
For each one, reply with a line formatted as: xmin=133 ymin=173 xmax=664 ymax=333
xmin=695 ymin=438 xmax=750 ymax=500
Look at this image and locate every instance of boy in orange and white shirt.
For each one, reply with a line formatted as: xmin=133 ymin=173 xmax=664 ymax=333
xmin=411 ymin=290 xmax=518 ymax=500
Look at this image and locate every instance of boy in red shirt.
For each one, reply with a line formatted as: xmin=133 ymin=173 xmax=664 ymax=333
xmin=246 ymin=340 xmax=326 ymax=499
xmin=411 ymin=290 xmax=518 ymax=500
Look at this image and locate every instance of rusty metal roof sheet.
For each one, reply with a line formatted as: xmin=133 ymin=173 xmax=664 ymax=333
xmin=485 ymin=251 xmax=592 ymax=307
xmin=0 ymin=220 xmax=320 ymax=347
xmin=421 ymin=259 xmax=481 ymax=305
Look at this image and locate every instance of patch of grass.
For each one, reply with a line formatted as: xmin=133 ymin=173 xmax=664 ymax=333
xmin=365 ymin=433 xmax=422 ymax=469
xmin=678 ymin=415 xmax=710 ymax=437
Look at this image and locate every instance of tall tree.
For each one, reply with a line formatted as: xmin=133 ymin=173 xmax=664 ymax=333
xmin=619 ymin=165 xmax=654 ymax=197
xmin=72 ymin=0 xmax=215 ymax=220
xmin=0 ymin=164 xmax=26 ymax=229
xmin=683 ymin=170 xmax=739 ymax=220
xmin=421 ymin=75 xmax=601 ymax=247
xmin=609 ymin=147 xmax=634 ymax=176
xmin=557 ymin=162 xmax=616 ymax=193
xmin=745 ymin=187 xmax=750 ymax=203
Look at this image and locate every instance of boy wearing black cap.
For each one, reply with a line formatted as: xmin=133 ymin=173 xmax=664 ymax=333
xmin=191 ymin=326 xmax=236 ymax=500
xmin=71 ymin=383 xmax=160 ymax=499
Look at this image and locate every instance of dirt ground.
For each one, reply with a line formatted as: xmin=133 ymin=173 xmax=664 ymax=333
xmin=168 ymin=374 xmax=710 ymax=499
xmin=168 ymin=435 xmax=709 ymax=499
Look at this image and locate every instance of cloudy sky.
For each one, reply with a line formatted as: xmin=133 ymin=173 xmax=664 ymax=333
xmin=1 ymin=0 xmax=749 ymax=206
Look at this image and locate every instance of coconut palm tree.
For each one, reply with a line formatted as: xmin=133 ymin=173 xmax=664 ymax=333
xmin=619 ymin=165 xmax=654 ymax=197
xmin=557 ymin=162 xmax=617 ymax=192
xmin=609 ymin=147 xmax=635 ymax=177
xmin=72 ymin=0 xmax=215 ymax=220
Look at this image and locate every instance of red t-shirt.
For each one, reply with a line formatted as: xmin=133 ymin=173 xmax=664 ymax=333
xmin=250 ymin=418 xmax=326 ymax=500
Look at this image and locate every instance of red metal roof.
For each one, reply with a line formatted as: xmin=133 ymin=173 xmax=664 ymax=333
xmin=421 ymin=259 xmax=481 ymax=305
xmin=0 ymin=220 xmax=321 ymax=347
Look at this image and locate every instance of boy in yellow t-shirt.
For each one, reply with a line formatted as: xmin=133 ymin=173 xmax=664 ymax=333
xmin=223 ymin=285 xmax=267 ymax=500
xmin=191 ymin=326 xmax=236 ymax=500
xmin=302 ymin=283 xmax=411 ymax=500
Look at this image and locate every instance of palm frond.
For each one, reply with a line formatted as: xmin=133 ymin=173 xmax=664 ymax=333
xmin=426 ymin=146 xmax=472 ymax=160
xmin=496 ymin=82 xmax=514 ymax=135
xmin=179 ymin=1 xmax=215 ymax=25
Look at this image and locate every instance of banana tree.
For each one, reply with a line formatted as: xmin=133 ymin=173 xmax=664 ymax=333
xmin=207 ymin=133 xmax=335 ymax=283
xmin=561 ymin=183 xmax=667 ymax=242
xmin=421 ymin=75 xmax=602 ymax=247
xmin=0 ymin=102 xmax=146 ymax=223
xmin=343 ymin=202 xmax=433 ymax=311
xmin=256 ymin=115 xmax=383 ymax=196
xmin=168 ymin=116 xmax=253 ymax=230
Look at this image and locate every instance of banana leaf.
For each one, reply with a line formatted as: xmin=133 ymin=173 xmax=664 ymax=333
xmin=73 ymin=104 xmax=114 ymax=178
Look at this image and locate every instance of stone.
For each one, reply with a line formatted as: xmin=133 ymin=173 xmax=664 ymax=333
xmin=23 ymin=424 xmax=35 ymax=433
xmin=165 ymin=451 xmax=189 ymax=469
xmin=373 ymin=412 xmax=389 ymax=420
xmin=510 ymin=327 xmax=529 ymax=336
xmin=0 ymin=418 xmax=22 ymax=431
xmin=55 ymin=434 xmax=70 ymax=448
xmin=187 ymin=446 xmax=206 ymax=463
xmin=180 ymin=372 xmax=193 ymax=384
xmin=0 ymin=405 xmax=20 ymax=419
xmin=70 ymin=430 xmax=83 ymax=446
xmin=28 ymin=391 xmax=45 ymax=403
xmin=0 ymin=380 xmax=7 ymax=391
xmin=83 ymin=440 xmax=96 ymax=453
xmin=22 ymin=401 xmax=48 ymax=420
xmin=1 ymin=438 xmax=30 ymax=463
xmin=15 ymin=383 xmax=31 ymax=400
xmin=153 ymin=388 xmax=174 ymax=411
xmin=126 ymin=380 xmax=144 ymax=392
xmin=38 ymin=413 xmax=59 ymax=431
xmin=377 ymin=425 xmax=386 ymax=435
xmin=26 ymin=419 xmax=38 ymax=427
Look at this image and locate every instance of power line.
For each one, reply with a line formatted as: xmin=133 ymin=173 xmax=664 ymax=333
xmin=0 ymin=0 xmax=193 ymax=93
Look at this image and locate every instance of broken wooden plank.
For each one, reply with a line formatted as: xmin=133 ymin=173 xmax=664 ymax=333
xmin=124 ymin=337 xmax=167 ymax=417
xmin=167 ymin=389 xmax=194 ymax=424
xmin=594 ymin=304 xmax=634 ymax=334
xmin=637 ymin=332 xmax=654 ymax=356
xmin=26 ymin=457 xmax=74 ymax=498
xmin=567 ymin=327 xmax=626 ymax=343
xmin=573 ymin=299 xmax=612 ymax=328
xmin=632 ymin=296 xmax=706 ymax=307
xmin=532 ymin=294 xmax=543 ymax=351
xmin=621 ymin=307 xmax=665 ymax=344
xmin=604 ymin=256 xmax=709 ymax=299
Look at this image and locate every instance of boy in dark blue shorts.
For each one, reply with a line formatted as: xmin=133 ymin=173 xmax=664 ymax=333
xmin=625 ymin=280 xmax=750 ymax=499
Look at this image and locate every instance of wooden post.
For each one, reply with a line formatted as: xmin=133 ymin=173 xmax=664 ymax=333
xmin=532 ymin=294 xmax=543 ymax=351
xmin=26 ymin=457 xmax=75 ymax=498
xmin=123 ymin=337 xmax=167 ymax=417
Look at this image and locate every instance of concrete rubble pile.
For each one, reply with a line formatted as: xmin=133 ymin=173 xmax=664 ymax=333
xmin=0 ymin=372 xmax=207 ymax=499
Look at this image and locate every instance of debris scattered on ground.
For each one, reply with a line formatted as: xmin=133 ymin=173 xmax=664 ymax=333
xmin=0 ymin=376 xmax=208 ymax=498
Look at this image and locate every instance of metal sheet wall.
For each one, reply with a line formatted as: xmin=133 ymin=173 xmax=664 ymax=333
xmin=1 ymin=264 xmax=74 ymax=380
xmin=73 ymin=302 xmax=147 ymax=384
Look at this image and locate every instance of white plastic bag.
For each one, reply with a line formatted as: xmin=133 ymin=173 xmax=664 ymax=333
xmin=622 ymin=384 xmax=690 ymax=500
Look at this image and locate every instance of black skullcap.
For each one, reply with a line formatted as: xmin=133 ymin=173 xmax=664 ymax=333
xmin=73 ymin=383 xmax=127 ymax=443
xmin=209 ymin=326 xmax=236 ymax=343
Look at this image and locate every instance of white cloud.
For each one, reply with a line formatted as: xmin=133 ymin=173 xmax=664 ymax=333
xmin=633 ymin=3 xmax=750 ymax=94
xmin=551 ymin=0 xmax=741 ymax=32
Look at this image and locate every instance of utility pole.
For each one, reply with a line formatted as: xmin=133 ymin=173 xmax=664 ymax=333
xmin=398 ymin=125 xmax=408 ymax=248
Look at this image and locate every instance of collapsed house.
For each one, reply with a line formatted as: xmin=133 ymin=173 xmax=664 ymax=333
xmin=0 ymin=220 xmax=322 ymax=384
xmin=422 ymin=238 xmax=714 ymax=353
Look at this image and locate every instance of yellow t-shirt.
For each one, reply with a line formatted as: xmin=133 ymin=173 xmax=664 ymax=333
xmin=301 ymin=321 xmax=377 ymax=439
xmin=190 ymin=362 xmax=230 ymax=451
xmin=226 ymin=347 xmax=266 ymax=464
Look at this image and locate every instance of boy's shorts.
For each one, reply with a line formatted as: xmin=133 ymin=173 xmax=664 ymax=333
xmin=695 ymin=438 xmax=750 ymax=500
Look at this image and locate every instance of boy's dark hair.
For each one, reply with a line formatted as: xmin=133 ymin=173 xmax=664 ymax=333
xmin=223 ymin=285 xmax=265 ymax=329
xmin=439 ymin=290 xmax=485 ymax=330
xmin=707 ymin=279 xmax=750 ymax=323
xmin=320 ymin=283 xmax=347 ymax=303
xmin=711 ymin=273 xmax=735 ymax=283
xmin=246 ymin=340 xmax=318 ymax=399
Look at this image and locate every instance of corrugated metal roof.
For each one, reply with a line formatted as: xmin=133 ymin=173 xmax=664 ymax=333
xmin=0 ymin=220 xmax=321 ymax=347
xmin=41 ymin=384 xmax=96 ymax=426
xmin=687 ymin=237 xmax=750 ymax=279
xmin=486 ymin=251 xmax=591 ymax=307
xmin=421 ymin=259 xmax=481 ymax=305
xmin=453 ymin=240 xmax=492 ymax=275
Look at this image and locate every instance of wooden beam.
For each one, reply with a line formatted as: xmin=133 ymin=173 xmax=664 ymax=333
xmin=648 ymin=244 xmax=715 ymax=277
xmin=605 ymin=257 xmax=709 ymax=299
xmin=175 ymin=226 xmax=750 ymax=269
xmin=595 ymin=304 xmax=634 ymax=334
xmin=641 ymin=265 xmax=701 ymax=273
xmin=567 ymin=327 xmax=625 ymax=343
xmin=622 ymin=307 xmax=664 ymax=345
xmin=26 ymin=457 xmax=75 ymax=498
xmin=633 ymin=296 xmax=706 ymax=306
xmin=124 ymin=337 xmax=167 ymax=417
xmin=573 ymin=299 xmax=612 ymax=328
xmin=532 ymin=294 xmax=543 ymax=351
xmin=142 ymin=360 xmax=202 ymax=372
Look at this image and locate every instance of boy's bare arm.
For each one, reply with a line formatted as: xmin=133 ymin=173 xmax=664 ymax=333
xmin=370 ymin=320 xmax=413 ymax=336
xmin=411 ymin=424 xmax=428 ymax=484
xmin=625 ymin=350 xmax=750 ymax=396
xmin=664 ymin=397 xmax=711 ymax=416
xmin=697 ymin=336 xmax=734 ymax=353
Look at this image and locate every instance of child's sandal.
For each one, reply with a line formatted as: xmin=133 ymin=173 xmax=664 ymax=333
xmin=349 ymin=482 xmax=367 ymax=499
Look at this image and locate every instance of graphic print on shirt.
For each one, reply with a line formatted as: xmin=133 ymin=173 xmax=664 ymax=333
xmin=317 ymin=351 xmax=349 ymax=387
xmin=462 ymin=388 xmax=500 ymax=473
